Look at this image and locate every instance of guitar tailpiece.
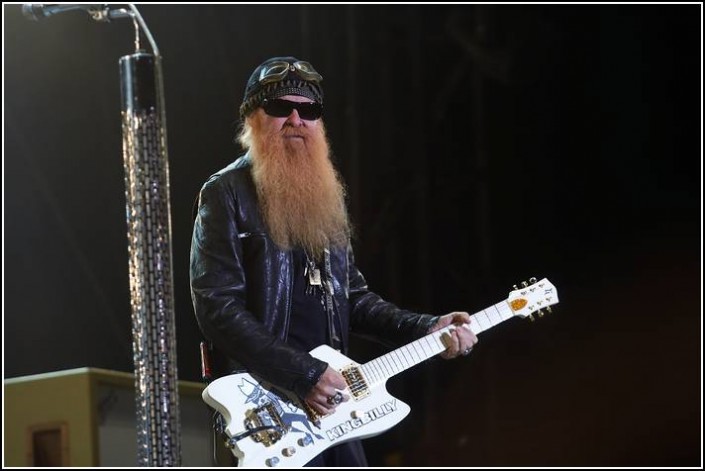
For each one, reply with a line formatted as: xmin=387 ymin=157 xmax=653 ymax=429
xmin=227 ymin=425 xmax=285 ymax=445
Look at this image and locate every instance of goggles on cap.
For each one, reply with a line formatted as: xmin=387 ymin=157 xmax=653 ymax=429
xmin=262 ymin=98 xmax=323 ymax=121
xmin=258 ymin=61 xmax=323 ymax=86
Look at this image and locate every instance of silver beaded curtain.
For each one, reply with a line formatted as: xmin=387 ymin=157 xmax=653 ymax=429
xmin=120 ymin=52 xmax=181 ymax=466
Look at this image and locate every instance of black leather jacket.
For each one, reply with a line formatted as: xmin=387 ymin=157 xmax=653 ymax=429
xmin=190 ymin=154 xmax=438 ymax=398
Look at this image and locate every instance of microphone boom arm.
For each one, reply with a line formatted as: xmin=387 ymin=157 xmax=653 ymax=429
xmin=22 ymin=3 xmax=158 ymax=56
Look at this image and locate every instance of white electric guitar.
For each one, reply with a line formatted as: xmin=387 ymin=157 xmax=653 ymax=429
xmin=203 ymin=277 xmax=559 ymax=467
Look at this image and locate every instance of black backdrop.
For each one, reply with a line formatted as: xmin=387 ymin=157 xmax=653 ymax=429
xmin=4 ymin=4 xmax=701 ymax=466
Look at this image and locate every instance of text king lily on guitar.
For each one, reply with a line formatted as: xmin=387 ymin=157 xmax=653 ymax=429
xmin=190 ymin=55 xmax=557 ymax=467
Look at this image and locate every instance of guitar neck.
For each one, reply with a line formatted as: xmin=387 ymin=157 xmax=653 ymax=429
xmin=359 ymin=300 xmax=514 ymax=386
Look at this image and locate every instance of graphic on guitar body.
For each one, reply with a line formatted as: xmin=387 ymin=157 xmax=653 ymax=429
xmin=237 ymin=377 xmax=323 ymax=442
xmin=203 ymin=277 xmax=559 ymax=467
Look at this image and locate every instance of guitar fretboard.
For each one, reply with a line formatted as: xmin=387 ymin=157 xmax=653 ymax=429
xmin=359 ymin=300 xmax=514 ymax=386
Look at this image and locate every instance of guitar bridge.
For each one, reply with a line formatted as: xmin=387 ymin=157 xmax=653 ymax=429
xmin=244 ymin=403 xmax=285 ymax=446
xmin=341 ymin=365 xmax=370 ymax=400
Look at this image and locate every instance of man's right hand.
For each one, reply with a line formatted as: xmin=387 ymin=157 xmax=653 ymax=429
xmin=304 ymin=366 xmax=349 ymax=415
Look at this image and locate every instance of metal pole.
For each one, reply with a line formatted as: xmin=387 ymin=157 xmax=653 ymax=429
xmin=22 ymin=3 xmax=182 ymax=464
xmin=119 ymin=15 xmax=180 ymax=464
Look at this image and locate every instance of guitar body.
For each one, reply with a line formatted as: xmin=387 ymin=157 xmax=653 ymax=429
xmin=203 ymin=345 xmax=410 ymax=468
xmin=202 ymin=277 xmax=559 ymax=467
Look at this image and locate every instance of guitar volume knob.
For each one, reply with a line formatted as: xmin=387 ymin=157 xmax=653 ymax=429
xmin=265 ymin=457 xmax=280 ymax=467
xmin=282 ymin=447 xmax=296 ymax=457
xmin=298 ymin=435 xmax=313 ymax=447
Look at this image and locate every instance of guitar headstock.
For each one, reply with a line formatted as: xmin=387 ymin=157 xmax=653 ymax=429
xmin=506 ymin=277 xmax=559 ymax=321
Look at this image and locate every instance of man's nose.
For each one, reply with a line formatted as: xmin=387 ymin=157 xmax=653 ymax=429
xmin=285 ymin=108 xmax=303 ymax=126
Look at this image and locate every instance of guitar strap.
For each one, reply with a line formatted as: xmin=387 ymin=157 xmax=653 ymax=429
xmin=322 ymin=248 xmax=343 ymax=352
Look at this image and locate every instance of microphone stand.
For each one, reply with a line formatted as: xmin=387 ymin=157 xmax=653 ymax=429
xmin=118 ymin=5 xmax=181 ymax=467
xmin=23 ymin=3 xmax=181 ymax=466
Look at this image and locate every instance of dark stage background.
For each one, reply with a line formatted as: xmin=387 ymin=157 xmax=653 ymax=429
xmin=4 ymin=4 xmax=701 ymax=467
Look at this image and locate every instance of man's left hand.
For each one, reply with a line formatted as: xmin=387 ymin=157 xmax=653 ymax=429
xmin=429 ymin=311 xmax=478 ymax=359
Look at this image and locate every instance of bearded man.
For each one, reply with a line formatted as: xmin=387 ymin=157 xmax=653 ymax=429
xmin=190 ymin=56 xmax=477 ymax=467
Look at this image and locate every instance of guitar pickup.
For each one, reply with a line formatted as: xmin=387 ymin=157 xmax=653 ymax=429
xmin=341 ymin=365 xmax=370 ymax=400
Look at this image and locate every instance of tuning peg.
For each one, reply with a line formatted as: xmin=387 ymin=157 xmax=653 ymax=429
xmin=529 ymin=277 xmax=537 ymax=284
xmin=513 ymin=284 xmax=519 ymax=290
xmin=528 ymin=314 xmax=535 ymax=322
xmin=546 ymin=306 xmax=553 ymax=314
xmin=537 ymin=309 xmax=545 ymax=318
xmin=521 ymin=281 xmax=529 ymax=287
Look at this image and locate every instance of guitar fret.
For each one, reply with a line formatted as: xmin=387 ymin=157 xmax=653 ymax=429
xmin=372 ymin=362 xmax=384 ymax=381
xmin=482 ymin=309 xmax=493 ymax=327
xmin=494 ymin=303 xmax=508 ymax=321
xmin=412 ymin=341 xmax=423 ymax=357
xmin=381 ymin=355 xmax=394 ymax=375
xmin=385 ymin=355 xmax=397 ymax=375
xmin=380 ymin=362 xmax=394 ymax=377
xmin=413 ymin=341 xmax=430 ymax=363
xmin=433 ymin=336 xmax=442 ymax=351
xmin=410 ymin=343 xmax=421 ymax=362
xmin=491 ymin=308 xmax=503 ymax=325
xmin=496 ymin=302 xmax=512 ymax=320
xmin=420 ymin=337 xmax=433 ymax=358
xmin=390 ymin=355 xmax=399 ymax=374
xmin=397 ymin=350 xmax=408 ymax=368
xmin=393 ymin=352 xmax=404 ymax=370
xmin=389 ymin=352 xmax=402 ymax=371
xmin=370 ymin=361 xmax=382 ymax=382
xmin=403 ymin=348 xmax=414 ymax=366
xmin=375 ymin=362 xmax=384 ymax=381
xmin=485 ymin=308 xmax=500 ymax=326
xmin=417 ymin=341 xmax=428 ymax=358
xmin=371 ymin=363 xmax=381 ymax=382
xmin=372 ymin=361 xmax=384 ymax=379
xmin=394 ymin=353 xmax=403 ymax=372
xmin=471 ymin=314 xmax=486 ymax=334
xmin=395 ymin=355 xmax=404 ymax=373
xmin=409 ymin=342 xmax=423 ymax=365
xmin=401 ymin=350 xmax=410 ymax=368
xmin=498 ymin=304 xmax=510 ymax=320
xmin=416 ymin=344 xmax=424 ymax=358
xmin=413 ymin=343 xmax=423 ymax=361
xmin=419 ymin=337 xmax=433 ymax=358
xmin=406 ymin=345 xmax=416 ymax=363
xmin=480 ymin=309 xmax=492 ymax=327
xmin=427 ymin=338 xmax=437 ymax=354
xmin=418 ymin=339 xmax=432 ymax=357
xmin=432 ymin=334 xmax=445 ymax=351
xmin=364 ymin=365 xmax=375 ymax=384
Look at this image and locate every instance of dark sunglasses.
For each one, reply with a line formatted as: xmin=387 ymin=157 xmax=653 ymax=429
xmin=262 ymin=98 xmax=323 ymax=121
